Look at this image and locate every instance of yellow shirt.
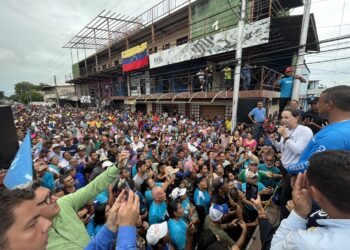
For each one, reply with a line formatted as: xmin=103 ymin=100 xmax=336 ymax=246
xmin=225 ymin=119 xmax=232 ymax=131
xmin=223 ymin=67 xmax=232 ymax=80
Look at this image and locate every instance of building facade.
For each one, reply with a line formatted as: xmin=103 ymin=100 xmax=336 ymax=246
xmin=64 ymin=0 xmax=319 ymax=122
xmin=41 ymin=84 xmax=78 ymax=106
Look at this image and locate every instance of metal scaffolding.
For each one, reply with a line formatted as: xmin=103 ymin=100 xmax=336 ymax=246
xmin=63 ymin=0 xmax=191 ymax=50
xmin=63 ymin=10 xmax=144 ymax=50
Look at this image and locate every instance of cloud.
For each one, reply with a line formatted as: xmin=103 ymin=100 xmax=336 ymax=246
xmin=294 ymin=0 xmax=350 ymax=85
xmin=1 ymin=0 xmax=349 ymax=96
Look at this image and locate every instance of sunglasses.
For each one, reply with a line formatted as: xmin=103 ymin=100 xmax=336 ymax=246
xmin=80 ymin=213 xmax=90 ymax=220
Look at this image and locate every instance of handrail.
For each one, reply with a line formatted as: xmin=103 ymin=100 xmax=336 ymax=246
xmin=171 ymin=91 xmax=191 ymax=102
xmin=210 ymin=90 xmax=228 ymax=103
xmin=156 ymin=93 xmax=172 ymax=102
xmin=188 ymin=91 xmax=206 ymax=103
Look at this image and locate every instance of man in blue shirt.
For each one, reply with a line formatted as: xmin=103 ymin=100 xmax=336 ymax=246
xmin=274 ymin=67 xmax=306 ymax=116
xmin=148 ymin=187 xmax=167 ymax=225
xmin=288 ymin=85 xmax=350 ymax=174
xmin=248 ymin=101 xmax=267 ymax=141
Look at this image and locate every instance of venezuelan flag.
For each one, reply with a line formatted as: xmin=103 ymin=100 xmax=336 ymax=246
xmin=122 ymin=42 xmax=149 ymax=72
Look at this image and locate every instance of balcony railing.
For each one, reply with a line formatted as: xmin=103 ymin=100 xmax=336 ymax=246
xmin=74 ymin=65 xmax=282 ymax=101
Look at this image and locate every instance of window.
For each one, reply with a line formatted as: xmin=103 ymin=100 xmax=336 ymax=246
xmin=149 ymin=48 xmax=153 ymax=54
xmin=154 ymin=47 xmax=157 ymax=53
xmin=176 ymin=36 xmax=188 ymax=46
xmin=163 ymin=43 xmax=170 ymax=50
xmin=114 ymin=60 xmax=119 ymax=66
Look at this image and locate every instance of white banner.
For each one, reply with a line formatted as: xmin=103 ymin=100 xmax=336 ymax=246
xmin=150 ymin=17 xmax=270 ymax=68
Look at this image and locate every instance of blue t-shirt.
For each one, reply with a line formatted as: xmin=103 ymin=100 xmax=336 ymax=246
xmin=279 ymin=76 xmax=294 ymax=98
xmin=181 ymin=198 xmax=191 ymax=221
xmin=288 ymin=120 xmax=350 ymax=174
xmin=75 ymin=172 xmax=86 ymax=189
xmin=131 ymin=164 xmax=137 ymax=178
xmin=86 ymin=220 xmax=103 ymax=239
xmin=148 ymin=201 xmax=167 ymax=225
xmin=94 ymin=190 xmax=108 ymax=204
xmin=241 ymin=182 xmax=266 ymax=192
xmin=136 ymin=191 xmax=147 ymax=215
xmin=248 ymin=107 xmax=266 ymax=123
xmin=168 ymin=218 xmax=187 ymax=250
xmin=193 ymin=188 xmax=211 ymax=214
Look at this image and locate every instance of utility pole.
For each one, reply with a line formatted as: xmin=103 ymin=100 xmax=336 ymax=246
xmin=292 ymin=0 xmax=312 ymax=100
xmin=231 ymin=0 xmax=246 ymax=133
xmin=54 ymin=75 xmax=59 ymax=106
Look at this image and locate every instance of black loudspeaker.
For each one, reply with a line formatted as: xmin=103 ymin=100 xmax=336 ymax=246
xmin=0 ymin=106 xmax=19 ymax=170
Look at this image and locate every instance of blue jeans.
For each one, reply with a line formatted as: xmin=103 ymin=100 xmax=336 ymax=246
xmin=253 ymin=122 xmax=264 ymax=141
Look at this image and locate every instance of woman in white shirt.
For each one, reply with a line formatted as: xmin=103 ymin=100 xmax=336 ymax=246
xmin=273 ymin=108 xmax=313 ymax=167
xmin=271 ymin=108 xmax=313 ymax=220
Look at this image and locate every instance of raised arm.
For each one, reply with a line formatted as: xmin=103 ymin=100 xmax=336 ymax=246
xmin=59 ymin=151 xmax=129 ymax=212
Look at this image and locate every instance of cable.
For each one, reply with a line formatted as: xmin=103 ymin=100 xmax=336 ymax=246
xmin=40 ymin=0 xmax=350 ymax=85
xmin=330 ymin=0 xmax=347 ymax=82
xmin=225 ymin=0 xmax=240 ymax=19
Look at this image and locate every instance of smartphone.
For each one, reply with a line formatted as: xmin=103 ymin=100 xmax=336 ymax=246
xmin=124 ymin=181 xmax=131 ymax=200
xmin=123 ymin=158 xmax=130 ymax=168
xmin=245 ymin=183 xmax=258 ymax=200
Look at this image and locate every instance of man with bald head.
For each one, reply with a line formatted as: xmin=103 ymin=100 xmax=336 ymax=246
xmin=148 ymin=186 xmax=167 ymax=225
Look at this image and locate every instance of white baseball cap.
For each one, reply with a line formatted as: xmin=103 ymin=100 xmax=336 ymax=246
xmin=102 ymin=160 xmax=113 ymax=169
xmin=169 ymin=187 xmax=187 ymax=200
xmin=245 ymin=170 xmax=259 ymax=179
xmin=146 ymin=222 xmax=168 ymax=246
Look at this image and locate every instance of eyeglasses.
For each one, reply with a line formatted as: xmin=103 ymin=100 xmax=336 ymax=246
xmin=37 ymin=191 xmax=53 ymax=206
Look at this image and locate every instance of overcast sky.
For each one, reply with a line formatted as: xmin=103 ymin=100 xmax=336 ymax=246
xmin=0 ymin=0 xmax=350 ymax=95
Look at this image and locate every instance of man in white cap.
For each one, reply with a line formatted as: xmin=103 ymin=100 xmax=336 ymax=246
xmin=170 ymin=187 xmax=199 ymax=228
xmin=50 ymin=144 xmax=62 ymax=160
xmin=146 ymin=222 xmax=174 ymax=249
xmin=204 ymin=204 xmax=247 ymax=250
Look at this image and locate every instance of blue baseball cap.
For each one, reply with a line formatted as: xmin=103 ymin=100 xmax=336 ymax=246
xmin=209 ymin=203 xmax=229 ymax=221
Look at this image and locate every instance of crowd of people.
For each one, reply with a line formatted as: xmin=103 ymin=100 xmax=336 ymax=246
xmin=0 ymin=85 xmax=350 ymax=250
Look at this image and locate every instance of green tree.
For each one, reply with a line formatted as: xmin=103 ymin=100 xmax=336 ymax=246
xmin=13 ymin=81 xmax=44 ymax=103
xmin=31 ymin=91 xmax=44 ymax=102
xmin=39 ymin=83 xmax=51 ymax=89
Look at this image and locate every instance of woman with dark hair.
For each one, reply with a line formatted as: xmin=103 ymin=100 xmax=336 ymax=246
xmin=243 ymin=132 xmax=257 ymax=152
xmin=271 ymin=108 xmax=313 ymax=168
xmin=270 ymin=107 xmax=313 ymax=220
xmin=86 ymin=203 xmax=109 ymax=238
xmin=230 ymin=130 xmax=243 ymax=145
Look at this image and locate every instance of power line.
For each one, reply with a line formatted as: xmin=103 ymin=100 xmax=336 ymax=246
xmin=36 ymin=0 xmax=350 ymax=84
xmin=330 ymin=0 xmax=347 ymax=82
